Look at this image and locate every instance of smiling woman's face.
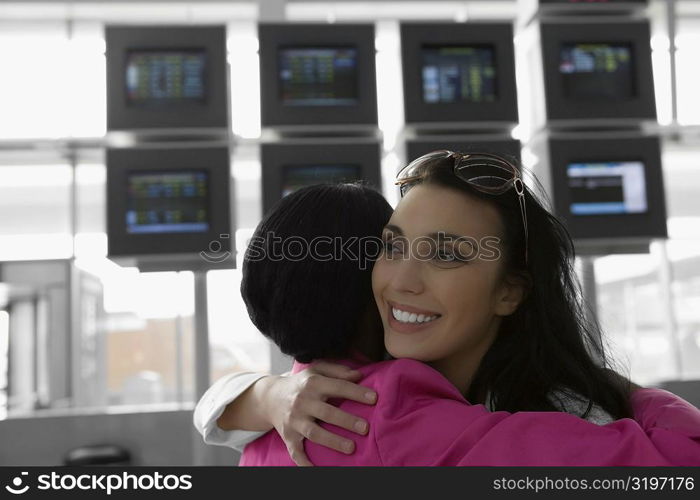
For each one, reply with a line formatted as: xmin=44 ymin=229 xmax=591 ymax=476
xmin=371 ymin=183 xmax=524 ymax=393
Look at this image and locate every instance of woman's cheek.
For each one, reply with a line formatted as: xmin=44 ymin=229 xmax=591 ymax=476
xmin=371 ymin=257 xmax=386 ymax=294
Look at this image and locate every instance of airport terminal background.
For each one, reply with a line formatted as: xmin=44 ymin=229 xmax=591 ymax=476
xmin=1 ymin=0 xmax=700 ymax=466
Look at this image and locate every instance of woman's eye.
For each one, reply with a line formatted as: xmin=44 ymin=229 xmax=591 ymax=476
xmin=435 ymin=250 xmax=456 ymax=262
xmin=432 ymin=247 xmax=469 ymax=268
xmin=383 ymin=240 xmax=401 ymax=255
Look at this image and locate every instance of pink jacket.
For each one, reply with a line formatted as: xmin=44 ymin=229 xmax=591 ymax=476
xmin=239 ymin=358 xmax=700 ymax=466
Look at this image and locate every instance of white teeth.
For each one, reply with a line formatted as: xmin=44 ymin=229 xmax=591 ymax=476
xmin=391 ymin=307 xmax=438 ymax=324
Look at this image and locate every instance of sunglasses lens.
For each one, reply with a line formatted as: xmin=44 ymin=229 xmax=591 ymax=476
xmin=464 ymin=174 xmax=509 ymax=189
xmin=397 ymin=150 xmax=452 ymax=181
xmin=455 ymin=156 xmax=517 ymax=192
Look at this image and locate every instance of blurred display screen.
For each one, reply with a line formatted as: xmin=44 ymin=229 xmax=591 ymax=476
xmin=282 ymin=165 xmax=362 ymax=197
xmin=125 ymin=49 xmax=207 ymax=105
xmin=421 ymin=45 xmax=497 ymax=104
xmin=279 ymin=47 xmax=359 ymax=106
xmin=559 ymin=43 xmax=635 ymax=100
xmin=126 ymin=171 xmax=210 ymax=233
xmin=567 ymin=161 xmax=647 ymax=215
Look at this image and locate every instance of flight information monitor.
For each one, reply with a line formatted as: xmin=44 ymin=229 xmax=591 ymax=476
xmin=279 ymin=47 xmax=359 ymax=106
xmin=281 ymin=164 xmax=361 ymax=197
xmin=401 ymin=23 xmax=517 ymax=127
xmin=559 ymin=43 xmax=635 ymax=100
xmin=261 ymin=141 xmax=381 ymax=214
xmin=125 ymin=49 xmax=207 ymax=106
xmin=106 ymin=26 xmax=228 ymax=131
xmin=126 ymin=171 xmax=210 ymax=234
xmin=567 ymin=161 xmax=647 ymax=215
xmin=259 ymin=24 xmax=377 ymax=127
xmin=107 ymin=147 xmax=232 ymax=270
xmin=539 ymin=21 xmax=655 ymax=124
xmin=421 ymin=45 xmax=497 ymax=104
xmin=544 ymin=134 xmax=665 ymax=247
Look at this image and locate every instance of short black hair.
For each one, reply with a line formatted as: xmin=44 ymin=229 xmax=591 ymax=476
xmin=241 ymin=183 xmax=393 ymax=363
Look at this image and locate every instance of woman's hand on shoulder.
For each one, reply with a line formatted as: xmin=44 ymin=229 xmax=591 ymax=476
xmin=265 ymin=361 xmax=378 ymax=466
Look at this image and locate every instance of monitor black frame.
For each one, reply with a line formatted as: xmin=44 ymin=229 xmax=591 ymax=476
xmin=261 ymin=141 xmax=382 ymax=215
xmin=548 ymin=135 xmax=666 ymax=241
xmin=401 ymin=22 xmax=518 ymax=126
xmin=107 ymin=146 xmax=232 ymax=260
xmin=106 ymin=25 xmax=229 ymax=131
xmin=406 ymin=137 xmax=521 ymax=166
xmin=259 ymin=23 xmax=378 ymax=128
xmin=540 ymin=20 xmax=656 ymax=122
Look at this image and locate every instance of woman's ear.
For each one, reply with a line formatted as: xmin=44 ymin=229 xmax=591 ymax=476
xmin=495 ymin=271 xmax=531 ymax=317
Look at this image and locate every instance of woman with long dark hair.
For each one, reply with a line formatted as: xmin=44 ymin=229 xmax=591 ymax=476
xmin=379 ymin=150 xmax=632 ymax=420
xmin=195 ymin=152 xmax=700 ymax=465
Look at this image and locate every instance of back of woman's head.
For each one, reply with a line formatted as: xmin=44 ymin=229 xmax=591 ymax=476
xmin=404 ymin=152 xmax=633 ymax=419
xmin=241 ymin=183 xmax=392 ymax=363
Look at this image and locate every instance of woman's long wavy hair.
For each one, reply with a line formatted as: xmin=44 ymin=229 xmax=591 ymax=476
xmin=403 ymin=152 xmax=634 ymax=420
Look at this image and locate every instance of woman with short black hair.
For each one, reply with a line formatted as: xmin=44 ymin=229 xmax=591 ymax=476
xmin=241 ymin=182 xmax=390 ymax=365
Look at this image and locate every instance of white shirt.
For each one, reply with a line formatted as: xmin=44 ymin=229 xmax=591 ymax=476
xmin=193 ymin=371 xmax=269 ymax=452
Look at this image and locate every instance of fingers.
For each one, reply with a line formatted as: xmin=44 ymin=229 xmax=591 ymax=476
xmin=307 ymin=375 xmax=377 ymax=406
xmin=286 ymin=439 xmax=313 ymax=467
xmin=310 ymin=401 xmax=369 ymax=435
xmin=301 ymin=422 xmax=355 ymax=456
xmin=309 ymin=361 xmax=363 ymax=381
xmin=303 ymin=362 xmax=378 ymax=404
xmin=275 ymin=365 xmax=378 ymax=465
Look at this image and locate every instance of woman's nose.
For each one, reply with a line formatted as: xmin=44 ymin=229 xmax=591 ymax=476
xmin=389 ymin=255 xmax=425 ymax=295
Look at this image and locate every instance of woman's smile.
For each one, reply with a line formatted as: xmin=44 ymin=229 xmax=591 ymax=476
xmin=386 ymin=300 xmax=442 ymax=333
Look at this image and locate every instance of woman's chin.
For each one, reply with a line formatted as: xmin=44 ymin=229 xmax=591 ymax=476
xmin=384 ymin=336 xmax=431 ymax=362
